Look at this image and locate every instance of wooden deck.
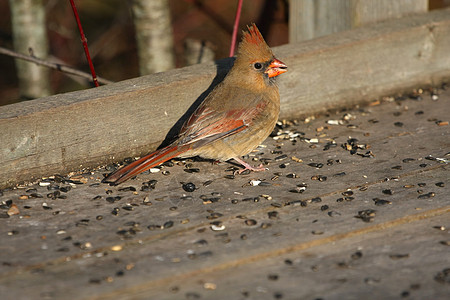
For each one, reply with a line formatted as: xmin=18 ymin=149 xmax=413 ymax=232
xmin=0 ymin=85 xmax=449 ymax=299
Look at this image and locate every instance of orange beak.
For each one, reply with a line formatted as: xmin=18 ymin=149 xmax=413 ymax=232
xmin=266 ymin=58 xmax=287 ymax=78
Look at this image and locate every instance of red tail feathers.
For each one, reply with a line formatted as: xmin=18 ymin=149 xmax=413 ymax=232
xmin=102 ymin=145 xmax=190 ymax=185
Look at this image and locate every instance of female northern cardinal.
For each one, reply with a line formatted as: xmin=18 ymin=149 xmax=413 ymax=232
xmin=103 ymin=24 xmax=287 ymax=185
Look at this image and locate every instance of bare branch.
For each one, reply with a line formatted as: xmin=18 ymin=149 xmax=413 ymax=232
xmin=0 ymin=46 xmax=114 ymax=85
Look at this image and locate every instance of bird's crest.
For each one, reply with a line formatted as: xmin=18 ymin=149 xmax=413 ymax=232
xmin=237 ymin=23 xmax=273 ymax=62
xmin=243 ymin=24 xmax=265 ymax=46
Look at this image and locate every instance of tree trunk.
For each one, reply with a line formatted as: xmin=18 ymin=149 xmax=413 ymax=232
xmin=9 ymin=0 xmax=51 ymax=100
xmin=131 ymin=0 xmax=176 ymax=75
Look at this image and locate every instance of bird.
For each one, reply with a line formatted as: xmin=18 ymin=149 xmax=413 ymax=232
xmin=103 ymin=24 xmax=287 ymax=185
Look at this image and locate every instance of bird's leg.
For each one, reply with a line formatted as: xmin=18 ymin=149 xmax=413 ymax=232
xmin=233 ymin=157 xmax=267 ymax=174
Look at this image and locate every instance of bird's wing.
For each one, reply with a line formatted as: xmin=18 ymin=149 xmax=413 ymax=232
xmin=179 ymin=95 xmax=267 ymax=149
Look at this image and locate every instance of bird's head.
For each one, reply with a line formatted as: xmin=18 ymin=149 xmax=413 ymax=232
xmin=229 ymin=24 xmax=287 ymax=90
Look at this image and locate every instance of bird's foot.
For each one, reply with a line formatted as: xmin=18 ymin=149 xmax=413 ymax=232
xmin=233 ymin=157 xmax=267 ymax=175
xmin=211 ymin=160 xmax=221 ymax=165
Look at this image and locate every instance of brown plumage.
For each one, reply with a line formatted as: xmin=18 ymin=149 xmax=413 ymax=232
xmin=103 ymin=24 xmax=287 ymax=185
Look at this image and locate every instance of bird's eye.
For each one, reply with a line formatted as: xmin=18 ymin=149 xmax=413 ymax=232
xmin=253 ymin=62 xmax=263 ymax=70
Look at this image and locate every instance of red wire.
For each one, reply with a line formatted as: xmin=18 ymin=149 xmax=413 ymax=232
xmin=69 ymin=0 xmax=99 ymax=87
xmin=229 ymin=0 xmax=243 ymax=57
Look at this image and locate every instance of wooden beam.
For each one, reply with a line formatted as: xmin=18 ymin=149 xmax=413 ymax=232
xmin=1 ymin=8 xmax=450 ymax=188
xmin=289 ymin=0 xmax=428 ymax=42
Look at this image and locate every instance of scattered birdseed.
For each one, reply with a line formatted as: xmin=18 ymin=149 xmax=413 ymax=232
xmin=285 ymin=200 xmax=304 ymax=207
xmin=182 ymin=182 xmax=196 ymax=192
xmin=289 ymin=186 xmax=306 ymax=193
xmin=433 ymin=226 xmax=446 ymax=231
xmin=328 ymin=211 xmax=341 ymax=217
xmin=110 ymin=245 xmax=122 ymax=252
xmin=260 ymin=222 xmax=271 ymax=229
xmin=402 ymin=158 xmax=415 ymax=163
xmin=260 ymin=194 xmax=272 ymax=200
xmin=434 ymin=268 xmax=450 ymax=284
xmin=308 ymin=163 xmax=324 ymax=168
xmin=268 ymin=211 xmax=278 ymax=219
xmin=210 ymin=223 xmax=226 ymax=231
xmin=245 ymin=219 xmax=257 ymax=226
xmin=333 ymin=172 xmax=346 ymax=177
xmin=203 ymin=282 xmax=217 ymax=290
xmin=207 ymin=212 xmax=223 ymax=220
xmin=106 ymin=196 xmax=121 ymax=203
xmin=382 ymin=189 xmax=393 ymax=195
xmin=274 ymin=154 xmax=288 ymax=161
xmin=249 ymin=180 xmax=262 ymax=186
xmin=60 ymin=186 xmax=72 ymax=193
xmin=311 ymin=175 xmax=327 ymax=181
xmin=373 ymin=198 xmax=392 ymax=206
xmin=342 ymin=190 xmax=353 ymax=197
xmin=291 ymin=156 xmax=303 ymax=163
xmin=7 ymin=204 xmax=20 ymax=216
xmin=203 ymin=180 xmax=213 ymax=187
xmin=351 ymin=251 xmax=363 ymax=260
xmin=162 ymin=161 xmax=174 ymax=167
xmin=355 ymin=209 xmax=376 ymax=222
xmin=418 ymin=192 xmax=435 ymax=199
xmin=163 ymin=221 xmax=174 ymax=229
xmin=326 ymin=120 xmax=341 ymax=125
xmin=202 ymin=197 xmax=220 ymax=204
xmin=320 ymin=205 xmax=329 ymax=211
xmin=42 ymin=203 xmax=52 ymax=210
xmin=118 ymin=186 xmax=136 ymax=192
xmin=147 ymin=225 xmax=162 ymax=230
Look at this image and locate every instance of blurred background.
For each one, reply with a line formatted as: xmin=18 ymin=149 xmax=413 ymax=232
xmin=0 ymin=0 xmax=289 ymax=106
xmin=0 ymin=0 xmax=448 ymax=106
